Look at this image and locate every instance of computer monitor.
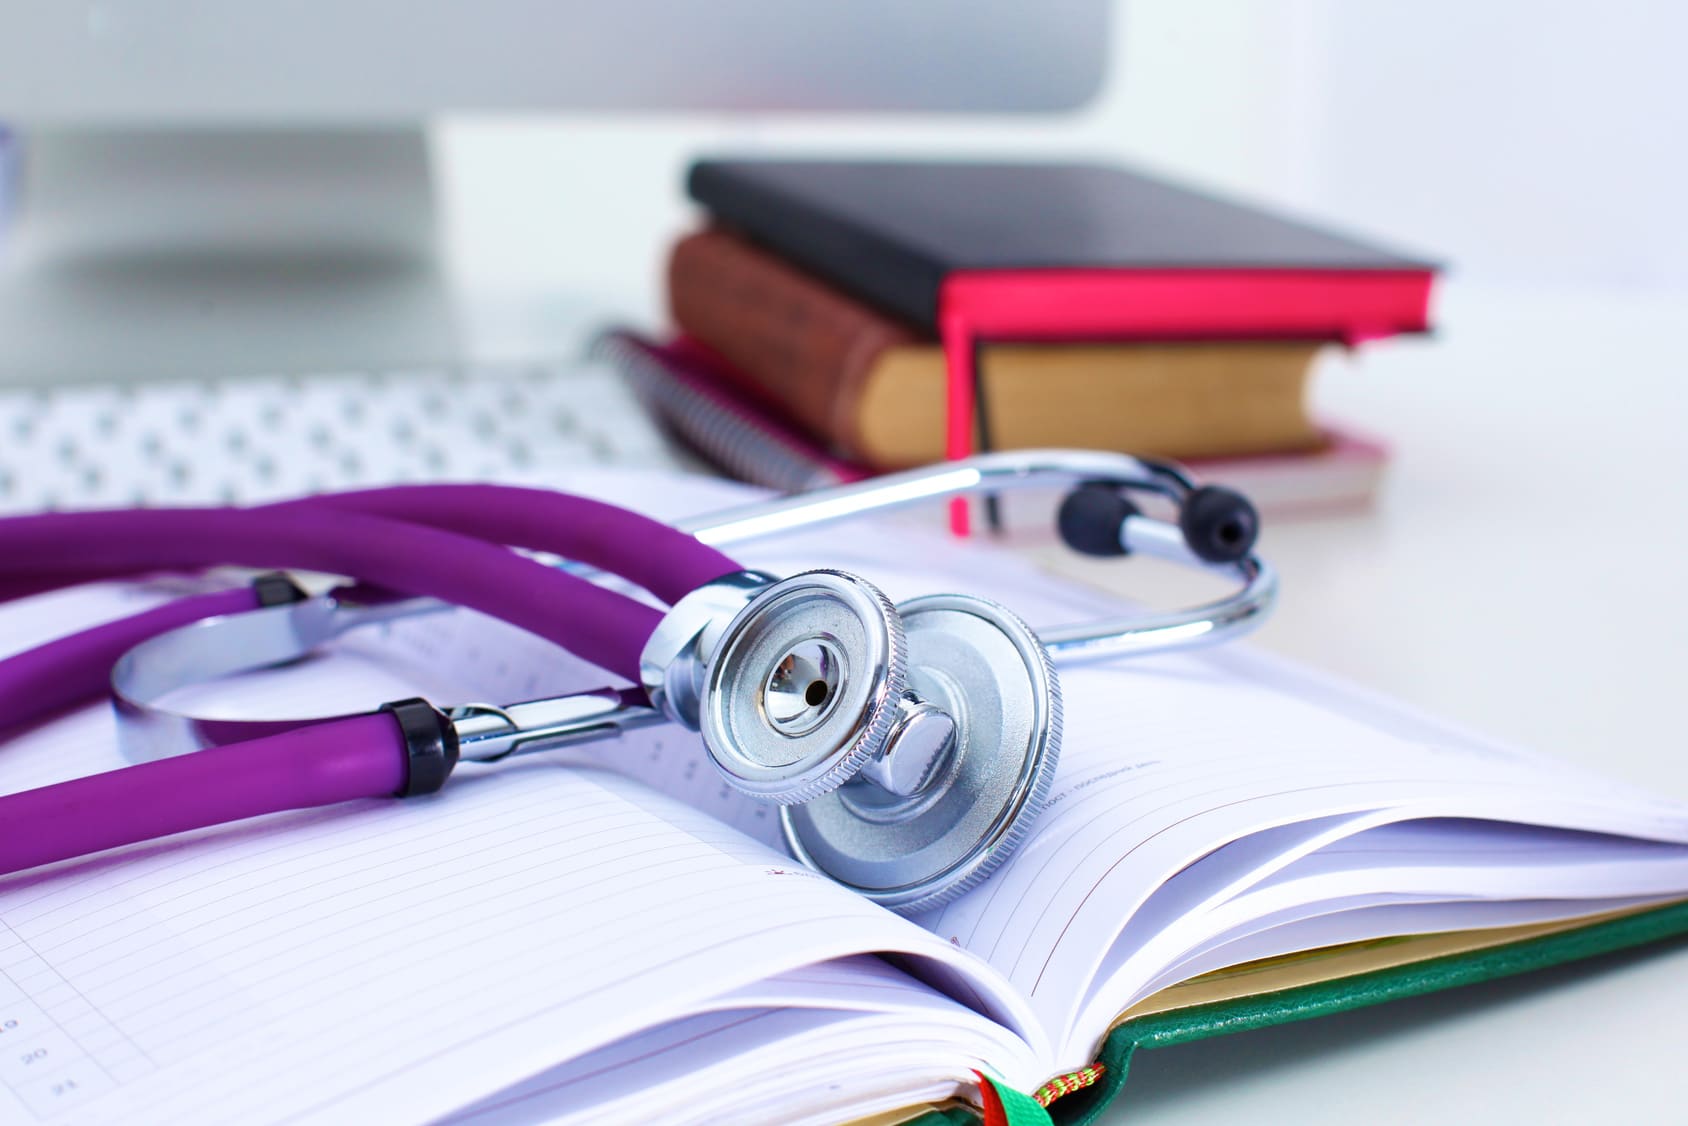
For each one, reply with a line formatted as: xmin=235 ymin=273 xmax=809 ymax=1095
xmin=0 ymin=1 xmax=1110 ymax=383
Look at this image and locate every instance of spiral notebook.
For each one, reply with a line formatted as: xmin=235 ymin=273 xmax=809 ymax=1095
xmin=1 ymin=471 xmax=1686 ymax=1125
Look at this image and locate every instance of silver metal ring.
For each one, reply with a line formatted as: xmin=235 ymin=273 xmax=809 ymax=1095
xmin=781 ymin=593 xmax=1061 ymax=915
xmin=110 ymin=593 xmax=442 ymax=762
xmin=698 ymin=570 xmax=907 ymax=805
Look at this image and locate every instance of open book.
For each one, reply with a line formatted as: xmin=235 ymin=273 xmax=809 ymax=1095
xmin=2 ymin=470 xmax=1687 ymax=1125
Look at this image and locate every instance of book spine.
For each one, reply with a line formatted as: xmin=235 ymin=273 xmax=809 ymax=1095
xmin=667 ymin=229 xmax=914 ymax=457
xmin=687 ymin=161 xmax=947 ymax=329
xmin=591 ymin=329 xmax=867 ymax=493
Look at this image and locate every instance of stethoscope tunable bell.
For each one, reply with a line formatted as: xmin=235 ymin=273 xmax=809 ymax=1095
xmin=782 ymin=594 xmax=1059 ymax=914
xmin=691 ymin=572 xmax=1062 ymax=914
xmin=698 ymin=571 xmax=909 ymax=804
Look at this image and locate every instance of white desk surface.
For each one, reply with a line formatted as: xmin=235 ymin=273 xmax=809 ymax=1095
xmin=1074 ymin=280 xmax=1688 ymax=1124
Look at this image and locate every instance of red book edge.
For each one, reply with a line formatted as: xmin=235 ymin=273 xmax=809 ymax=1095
xmin=937 ymin=267 xmax=1433 ymax=531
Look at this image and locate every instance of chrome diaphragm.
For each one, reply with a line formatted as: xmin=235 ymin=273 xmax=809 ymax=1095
xmin=693 ymin=571 xmax=1063 ymax=913
xmin=781 ymin=593 xmax=1061 ymax=915
xmin=699 ymin=570 xmax=908 ymax=805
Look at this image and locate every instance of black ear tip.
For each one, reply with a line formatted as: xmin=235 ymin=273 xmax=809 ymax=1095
xmin=1057 ymin=483 xmax=1140 ymax=557
xmin=1178 ymin=485 xmax=1259 ymax=563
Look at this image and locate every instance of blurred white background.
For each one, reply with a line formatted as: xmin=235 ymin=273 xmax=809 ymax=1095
xmin=437 ymin=0 xmax=1688 ymax=327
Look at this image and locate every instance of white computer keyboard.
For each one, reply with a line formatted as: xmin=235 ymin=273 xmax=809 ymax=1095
xmin=0 ymin=357 xmax=690 ymax=513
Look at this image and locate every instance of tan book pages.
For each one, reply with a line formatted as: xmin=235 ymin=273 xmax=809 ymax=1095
xmin=856 ymin=341 xmax=1323 ymax=467
xmin=1112 ymin=902 xmax=1668 ymax=1027
xmin=670 ymin=229 xmax=1326 ymax=469
xmin=668 ymin=228 xmax=916 ymax=441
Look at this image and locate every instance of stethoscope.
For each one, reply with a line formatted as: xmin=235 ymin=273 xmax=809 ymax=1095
xmin=0 ymin=450 xmax=1274 ymax=914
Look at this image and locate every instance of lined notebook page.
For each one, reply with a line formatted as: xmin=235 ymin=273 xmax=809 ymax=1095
xmin=0 ymin=750 xmax=1020 ymax=1123
xmin=447 ymin=956 xmax=1039 ymax=1125
xmin=917 ymin=649 xmax=1688 ymax=1055
xmin=454 ymin=1006 xmax=966 ymax=1126
xmin=0 ymin=607 xmax=1035 ymax=1124
xmin=321 ymin=475 xmax=1688 ymax=1070
xmin=11 ymin=469 xmax=1688 ymax=1114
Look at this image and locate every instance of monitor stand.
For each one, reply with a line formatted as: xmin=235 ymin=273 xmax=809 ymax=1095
xmin=0 ymin=127 xmax=459 ymax=385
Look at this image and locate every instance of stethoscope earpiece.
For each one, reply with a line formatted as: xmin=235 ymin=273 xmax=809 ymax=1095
xmin=1178 ymin=484 xmax=1259 ymax=564
xmin=1057 ymin=479 xmax=1259 ymax=564
xmin=1057 ymin=482 xmax=1142 ymax=557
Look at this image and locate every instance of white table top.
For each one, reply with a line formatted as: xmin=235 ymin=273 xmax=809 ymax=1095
xmin=1080 ymin=280 xmax=1688 ymax=1124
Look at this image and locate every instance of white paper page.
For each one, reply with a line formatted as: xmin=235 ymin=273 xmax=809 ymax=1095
xmin=12 ymin=468 xmax=1688 ymax=1116
xmin=295 ymin=470 xmax=1688 ymax=1075
xmin=452 ymin=1006 xmax=982 ymax=1126
xmin=1076 ymin=828 xmax=1688 ymax=1035
xmin=0 ymin=693 xmax=1034 ymax=1124
xmin=446 ymin=957 xmax=1039 ymax=1126
xmin=1255 ymin=817 xmax=1688 ymax=898
xmin=1072 ymin=812 xmax=1688 ymax=1035
xmin=1131 ymin=894 xmax=1673 ymax=1003
xmin=920 ymin=652 xmax=1688 ymax=1059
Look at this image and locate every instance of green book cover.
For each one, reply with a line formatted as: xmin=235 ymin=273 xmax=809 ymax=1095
xmin=907 ymin=899 xmax=1688 ymax=1125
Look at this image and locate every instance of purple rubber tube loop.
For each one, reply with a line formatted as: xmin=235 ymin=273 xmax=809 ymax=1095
xmin=1 ymin=484 xmax=745 ymax=608
xmin=0 ymin=485 xmax=743 ymax=734
xmin=0 ymin=712 xmax=406 ymax=878
xmin=0 ymin=506 xmax=661 ymax=685
xmin=0 ymin=586 xmax=260 ymax=741
xmin=272 ymin=484 xmax=741 ymax=606
xmin=0 ymin=571 xmax=134 ymax=603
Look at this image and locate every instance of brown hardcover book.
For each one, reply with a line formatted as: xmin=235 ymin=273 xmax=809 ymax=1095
xmin=667 ymin=228 xmax=1326 ymax=469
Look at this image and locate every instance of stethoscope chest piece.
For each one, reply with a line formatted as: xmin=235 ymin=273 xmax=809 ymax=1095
xmin=782 ymin=594 xmax=1062 ymax=915
xmin=699 ymin=570 xmax=909 ymax=804
xmin=0 ymin=451 xmax=1278 ymax=895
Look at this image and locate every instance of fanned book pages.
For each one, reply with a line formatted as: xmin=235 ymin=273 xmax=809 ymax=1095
xmin=2 ymin=470 xmax=1687 ymax=1125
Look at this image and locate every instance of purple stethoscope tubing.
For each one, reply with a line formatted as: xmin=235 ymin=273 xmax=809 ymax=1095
xmin=0 ymin=495 xmax=744 ymax=677
xmin=0 ymin=485 xmax=741 ymax=706
xmin=0 ymin=485 xmax=742 ymax=736
xmin=0 ymin=586 xmax=262 ymax=740
xmin=0 ymin=483 xmax=736 ymax=606
xmin=0 ymin=487 xmax=743 ymax=878
xmin=0 ymin=714 xmax=407 ymax=877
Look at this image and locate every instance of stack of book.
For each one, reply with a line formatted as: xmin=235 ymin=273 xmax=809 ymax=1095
xmin=603 ymin=159 xmax=1436 ymax=515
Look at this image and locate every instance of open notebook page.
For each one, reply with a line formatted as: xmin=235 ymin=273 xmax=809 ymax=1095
xmin=12 ymin=469 xmax=1688 ymax=1114
xmin=1068 ymin=813 xmax=1688 ymax=1039
xmin=1127 ymin=893 xmax=1669 ymax=1006
xmin=463 ymin=472 xmax=1688 ymax=1070
xmin=445 ymin=957 xmax=1038 ymax=1125
xmin=0 ymin=587 xmax=1042 ymax=1124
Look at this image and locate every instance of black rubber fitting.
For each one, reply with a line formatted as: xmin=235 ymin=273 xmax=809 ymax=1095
xmin=251 ymin=571 xmax=309 ymax=608
xmin=1057 ymin=483 xmax=1141 ymax=557
xmin=1178 ymin=485 xmax=1260 ymax=563
xmin=381 ymin=697 xmax=460 ymax=797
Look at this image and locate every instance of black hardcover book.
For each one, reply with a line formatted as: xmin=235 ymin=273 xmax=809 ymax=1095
xmin=685 ymin=158 xmax=1435 ymax=336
